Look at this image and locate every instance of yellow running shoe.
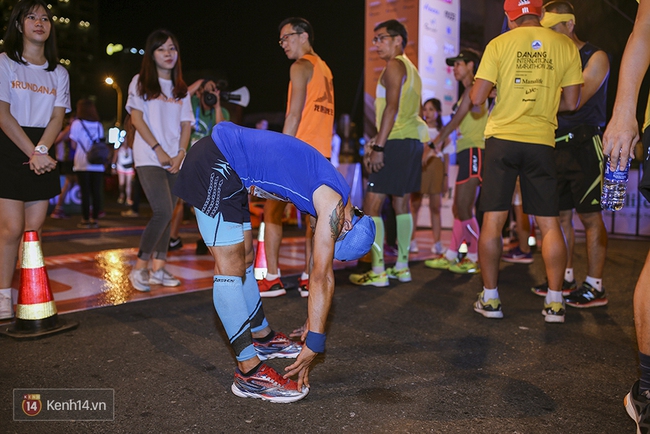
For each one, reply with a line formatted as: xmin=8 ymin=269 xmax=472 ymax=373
xmin=449 ymin=258 xmax=480 ymax=274
xmin=386 ymin=266 xmax=412 ymax=282
xmin=349 ymin=270 xmax=389 ymax=287
xmin=424 ymin=257 xmax=456 ymax=270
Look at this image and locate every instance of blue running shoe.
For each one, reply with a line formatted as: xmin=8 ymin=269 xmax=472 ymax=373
xmin=231 ymin=364 xmax=309 ymax=403
xmin=253 ymin=331 xmax=302 ymax=361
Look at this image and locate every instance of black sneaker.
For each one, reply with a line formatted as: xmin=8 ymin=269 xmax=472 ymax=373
xmin=531 ymin=279 xmax=576 ymax=297
xmin=564 ymin=282 xmax=608 ymax=308
xmin=624 ymin=380 xmax=650 ymax=434
xmin=169 ymin=237 xmax=183 ymax=251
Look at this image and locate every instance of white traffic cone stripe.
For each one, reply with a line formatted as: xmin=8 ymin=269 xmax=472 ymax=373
xmin=22 ymin=241 xmax=45 ymax=269
xmin=16 ymin=300 xmax=57 ymax=320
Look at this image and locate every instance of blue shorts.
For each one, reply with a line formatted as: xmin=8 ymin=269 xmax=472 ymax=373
xmin=195 ymin=208 xmax=252 ymax=247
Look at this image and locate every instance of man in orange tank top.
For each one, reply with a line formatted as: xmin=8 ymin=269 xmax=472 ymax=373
xmin=258 ymin=17 xmax=335 ymax=299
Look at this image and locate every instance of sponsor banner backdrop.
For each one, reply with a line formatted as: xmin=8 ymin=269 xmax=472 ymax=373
xmin=418 ymin=0 xmax=461 ymax=116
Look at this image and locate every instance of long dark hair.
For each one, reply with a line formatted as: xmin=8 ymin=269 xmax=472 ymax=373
xmin=424 ymin=98 xmax=443 ymax=130
xmin=3 ymin=0 xmax=59 ymax=71
xmin=76 ymin=99 xmax=100 ymax=122
xmin=137 ymin=29 xmax=187 ymax=101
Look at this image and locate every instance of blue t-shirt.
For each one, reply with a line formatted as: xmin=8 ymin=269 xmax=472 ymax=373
xmin=174 ymin=122 xmax=350 ymax=219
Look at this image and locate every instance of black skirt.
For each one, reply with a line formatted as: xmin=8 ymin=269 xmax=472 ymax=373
xmin=0 ymin=127 xmax=61 ymax=201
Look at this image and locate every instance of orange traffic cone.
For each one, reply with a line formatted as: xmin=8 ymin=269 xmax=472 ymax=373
xmin=254 ymin=222 xmax=268 ymax=280
xmin=0 ymin=231 xmax=78 ymax=340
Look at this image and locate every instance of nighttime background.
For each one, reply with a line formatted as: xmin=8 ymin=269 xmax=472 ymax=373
xmin=0 ymin=0 xmax=645 ymax=136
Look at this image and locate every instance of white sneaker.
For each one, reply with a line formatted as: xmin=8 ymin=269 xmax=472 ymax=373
xmin=431 ymin=242 xmax=446 ymax=255
xmin=129 ymin=268 xmax=151 ymax=292
xmin=149 ymin=268 xmax=181 ymax=287
xmin=409 ymin=240 xmax=419 ymax=253
xmin=0 ymin=291 xmax=13 ymax=320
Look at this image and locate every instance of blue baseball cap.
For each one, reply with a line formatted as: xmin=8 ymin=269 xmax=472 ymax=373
xmin=334 ymin=209 xmax=376 ymax=262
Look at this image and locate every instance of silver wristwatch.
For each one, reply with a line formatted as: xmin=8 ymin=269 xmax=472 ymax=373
xmin=34 ymin=144 xmax=48 ymax=155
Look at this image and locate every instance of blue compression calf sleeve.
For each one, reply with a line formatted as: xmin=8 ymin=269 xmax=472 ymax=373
xmin=242 ymin=265 xmax=268 ymax=332
xmin=212 ymin=275 xmax=256 ymax=362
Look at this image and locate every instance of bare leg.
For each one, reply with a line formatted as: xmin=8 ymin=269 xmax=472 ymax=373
xmin=635 ymin=251 xmax=650 ymax=355
xmin=429 ymin=193 xmax=442 ymax=243
xmin=514 ymin=203 xmax=531 ymax=254
xmin=479 ymin=211 xmax=508 ymax=289
xmin=118 ymin=171 xmax=126 ymax=202
xmin=535 ymin=216 xmax=567 ymax=292
xmin=410 ymin=192 xmax=423 ymax=242
xmin=559 ymin=209 xmax=574 ymax=268
xmin=125 ymin=173 xmax=134 ymax=203
xmin=578 ymin=211 xmax=607 ymax=279
xmin=0 ymin=199 xmax=27 ymax=288
xmin=455 ymin=178 xmax=480 ymax=222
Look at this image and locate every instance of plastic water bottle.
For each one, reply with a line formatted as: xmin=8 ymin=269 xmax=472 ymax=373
xmin=601 ymin=156 xmax=631 ymax=211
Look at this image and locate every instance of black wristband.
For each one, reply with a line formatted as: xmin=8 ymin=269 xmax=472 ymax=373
xmin=427 ymin=141 xmax=435 ymax=149
xmin=371 ymin=144 xmax=385 ymax=152
xmin=151 ymin=143 xmax=161 ymax=151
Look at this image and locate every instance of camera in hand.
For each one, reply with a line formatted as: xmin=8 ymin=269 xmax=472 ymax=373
xmin=202 ymin=89 xmax=241 ymax=107
xmin=201 ymin=78 xmax=250 ymax=108
xmin=202 ymin=91 xmax=218 ymax=107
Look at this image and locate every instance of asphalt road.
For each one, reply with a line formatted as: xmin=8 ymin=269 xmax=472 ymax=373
xmin=1 ymin=226 xmax=648 ymax=433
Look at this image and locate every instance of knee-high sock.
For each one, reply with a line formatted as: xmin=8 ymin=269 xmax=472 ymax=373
xmin=371 ymin=216 xmax=385 ymax=269
xmin=461 ymin=218 xmax=480 ymax=254
xmin=242 ymin=265 xmax=268 ymax=333
xmin=396 ymin=213 xmax=413 ymax=265
xmin=212 ymin=275 xmax=256 ymax=362
xmin=450 ymin=218 xmax=463 ymax=252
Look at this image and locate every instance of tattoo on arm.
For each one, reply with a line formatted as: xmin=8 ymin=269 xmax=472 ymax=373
xmin=328 ymin=200 xmax=345 ymax=240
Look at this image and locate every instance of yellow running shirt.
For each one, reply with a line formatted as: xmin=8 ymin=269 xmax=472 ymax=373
xmin=475 ymin=26 xmax=583 ymax=146
xmin=375 ymin=54 xmax=429 ymax=143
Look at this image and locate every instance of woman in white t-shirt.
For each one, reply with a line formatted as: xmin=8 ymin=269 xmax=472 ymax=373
xmin=70 ymin=99 xmax=105 ymax=228
xmin=0 ymin=0 xmax=70 ymax=320
xmin=125 ymin=29 xmax=194 ymax=292
xmin=411 ymin=98 xmax=452 ymax=255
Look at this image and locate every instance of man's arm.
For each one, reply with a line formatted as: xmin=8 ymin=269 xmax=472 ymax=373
xmin=558 ymin=84 xmax=581 ymax=112
xmin=469 ymin=78 xmax=494 ymax=107
xmin=283 ymin=58 xmax=313 ymax=137
xmin=374 ymin=58 xmax=406 ymax=147
xmin=365 ymin=58 xmax=406 ymax=173
xmin=284 ymin=185 xmax=343 ymax=389
xmin=603 ymin=0 xmax=650 ymax=169
xmin=575 ymin=50 xmax=609 ymax=111
xmin=433 ymin=85 xmax=477 ymax=147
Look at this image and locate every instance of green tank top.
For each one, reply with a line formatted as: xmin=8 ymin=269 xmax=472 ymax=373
xmin=456 ymin=95 xmax=488 ymax=153
xmin=375 ymin=54 xmax=429 ymax=142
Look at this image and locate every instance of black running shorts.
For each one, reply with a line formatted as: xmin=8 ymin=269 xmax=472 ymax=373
xmin=555 ymin=128 xmax=605 ymax=214
xmin=479 ymin=137 xmax=559 ymax=216
xmin=366 ymin=138 xmax=423 ymax=196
